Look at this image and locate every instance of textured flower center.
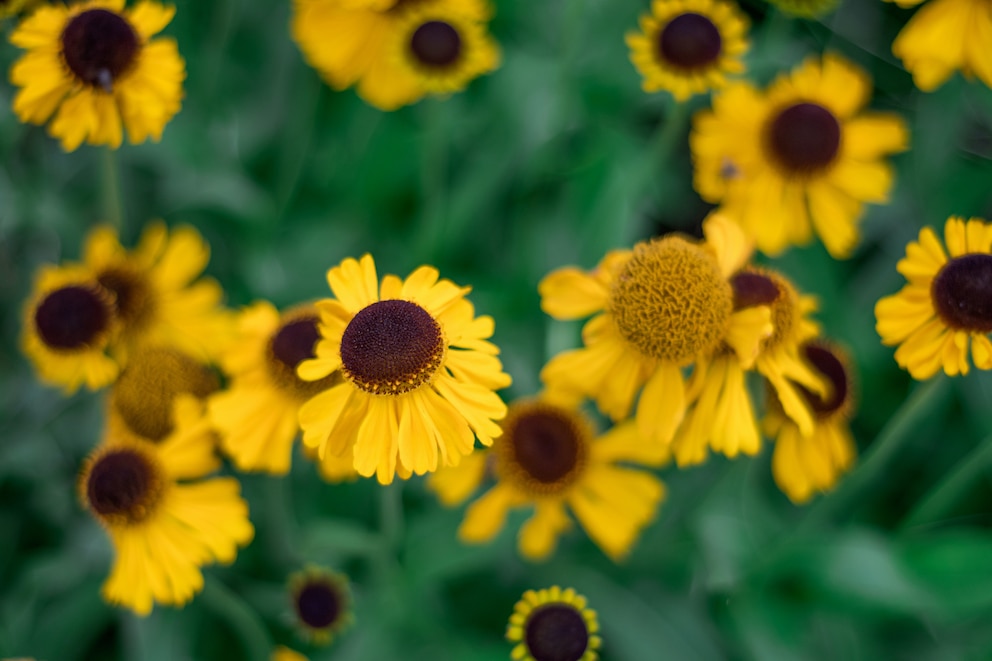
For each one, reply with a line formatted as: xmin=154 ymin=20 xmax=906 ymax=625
xmin=657 ymin=13 xmax=722 ymax=71
xmin=731 ymin=268 xmax=796 ymax=349
xmin=610 ymin=238 xmax=732 ymax=365
xmin=97 ymin=267 xmax=155 ymax=330
xmin=340 ymin=300 xmax=445 ymax=395
xmin=525 ymin=605 xmax=589 ymax=661
xmin=112 ymin=348 xmax=219 ymax=441
xmin=796 ymin=343 xmax=848 ymax=417
xmin=61 ymin=9 xmax=139 ymax=91
xmin=410 ymin=20 xmax=462 ymax=68
xmin=34 ymin=285 xmax=110 ymax=350
xmin=268 ymin=314 xmax=339 ymax=398
xmin=497 ymin=402 xmax=589 ymax=496
xmin=85 ymin=447 xmax=164 ymax=525
xmin=767 ymin=102 xmax=841 ymax=174
xmin=295 ymin=581 xmax=342 ymax=630
xmin=931 ymin=253 xmax=992 ymax=333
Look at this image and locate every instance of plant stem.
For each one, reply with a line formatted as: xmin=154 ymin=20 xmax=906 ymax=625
xmin=901 ymin=433 xmax=992 ymax=530
xmin=199 ymin=577 xmax=271 ymax=661
xmin=101 ymin=148 xmax=124 ymax=230
xmin=417 ymin=99 xmax=448 ymax=263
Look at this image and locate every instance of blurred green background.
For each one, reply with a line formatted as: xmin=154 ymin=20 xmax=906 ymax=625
xmin=3 ymin=0 xmax=992 ymax=659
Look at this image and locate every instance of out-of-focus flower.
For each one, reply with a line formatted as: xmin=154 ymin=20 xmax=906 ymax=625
xmin=767 ymin=0 xmax=839 ymax=18
xmin=506 ymin=586 xmax=601 ymax=661
xmin=288 ymin=567 xmax=353 ymax=646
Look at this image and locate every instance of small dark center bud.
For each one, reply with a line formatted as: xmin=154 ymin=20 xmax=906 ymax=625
xmin=767 ymin=103 xmax=841 ymax=174
xmin=657 ymin=13 xmax=722 ymax=71
xmin=525 ymin=605 xmax=589 ymax=661
xmin=932 ymin=253 xmax=992 ymax=333
xmin=731 ymin=272 xmax=780 ymax=311
xmin=410 ymin=20 xmax=462 ymax=68
xmin=797 ymin=344 xmax=848 ymax=416
xmin=34 ymin=285 xmax=110 ymax=350
xmin=61 ymin=9 xmax=138 ymax=91
xmin=86 ymin=449 xmax=157 ymax=522
xmin=511 ymin=411 xmax=581 ymax=484
xmin=296 ymin=582 xmax=341 ymax=630
xmin=272 ymin=318 xmax=320 ymax=370
xmin=340 ymin=300 xmax=444 ymax=395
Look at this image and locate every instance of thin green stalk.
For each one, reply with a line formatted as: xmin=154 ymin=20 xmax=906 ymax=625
xmin=258 ymin=475 xmax=302 ymax=571
xmin=416 ymin=99 xmax=448 ymax=262
xmin=274 ymin=73 xmax=321 ymax=225
xmin=901 ymin=433 xmax=992 ymax=530
xmin=101 ymin=147 xmax=124 ymax=230
xmin=199 ymin=577 xmax=271 ymax=661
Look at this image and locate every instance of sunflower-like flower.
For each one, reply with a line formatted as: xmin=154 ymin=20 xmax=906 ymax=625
xmin=691 ymin=53 xmax=909 ymax=258
xmin=22 ymin=265 xmax=120 ymax=392
xmin=429 ymin=392 xmax=668 ymax=561
xmin=626 ymin=0 xmax=749 ymax=101
xmin=875 ymin=217 xmax=992 ymax=379
xmin=288 ymin=567 xmax=353 ymax=646
xmin=297 ymin=254 xmax=510 ymax=484
xmin=506 ymin=586 xmax=601 ymax=661
xmin=766 ymin=340 xmax=856 ymax=504
xmin=767 ymin=0 xmax=839 ymax=18
xmin=886 ymin=0 xmax=992 ymax=91
xmin=539 ymin=215 xmax=771 ymax=446
xmin=9 ymin=0 xmax=185 ymax=151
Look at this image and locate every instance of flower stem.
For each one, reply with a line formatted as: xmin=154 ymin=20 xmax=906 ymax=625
xmin=101 ymin=147 xmax=124 ymax=230
xmin=901 ymin=432 xmax=992 ymax=530
xmin=417 ymin=99 xmax=448 ymax=263
xmin=200 ymin=577 xmax=271 ymax=661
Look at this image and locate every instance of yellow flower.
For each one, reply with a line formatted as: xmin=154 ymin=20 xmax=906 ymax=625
xmin=288 ymin=567 xmax=353 ymax=646
xmin=271 ymin=648 xmax=308 ymax=661
xmin=208 ymin=301 xmax=353 ymax=477
xmin=766 ymin=341 xmax=856 ymax=504
xmin=886 ymin=0 xmax=992 ymax=92
xmin=691 ymin=53 xmax=909 ymax=258
xmin=626 ymin=0 xmax=749 ymax=101
xmin=22 ymin=264 xmax=120 ymax=392
xmin=506 ymin=586 xmax=601 ymax=661
xmin=297 ymin=254 xmax=510 ymax=484
xmin=80 ymin=222 xmax=234 ymax=364
xmin=539 ymin=215 xmax=771 ymax=446
xmin=9 ymin=0 xmax=185 ymax=151
xmin=875 ymin=216 xmax=992 ymax=379
xmin=767 ymin=0 xmax=839 ymax=18
xmin=432 ymin=393 xmax=669 ymax=561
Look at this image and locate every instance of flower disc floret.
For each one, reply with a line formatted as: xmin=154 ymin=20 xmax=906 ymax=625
xmin=83 ymin=445 xmax=166 ymax=526
xmin=97 ymin=266 xmax=155 ymax=329
xmin=731 ymin=268 xmax=798 ymax=350
xmin=507 ymin=586 xmax=601 ymax=661
xmin=795 ymin=343 xmax=850 ymax=418
xmin=34 ymin=284 xmax=112 ymax=350
xmin=931 ymin=253 xmax=992 ymax=333
xmin=410 ymin=20 xmax=462 ymax=68
xmin=61 ymin=8 xmax=138 ymax=90
xmin=289 ymin=567 xmax=352 ymax=645
xmin=657 ymin=12 xmax=722 ymax=71
xmin=496 ymin=402 xmax=590 ymax=496
xmin=766 ymin=102 xmax=840 ymax=174
xmin=609 ymin=237 xmax=732 ymax=365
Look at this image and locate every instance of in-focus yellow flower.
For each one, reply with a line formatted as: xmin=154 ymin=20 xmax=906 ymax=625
xmin=691 ymin=53 xmax=909 ymax=258
xmin=9 ymin=0 xmax=185 ymax=151
xmin=288 ymin=567 xmax=353 ymax=646
xmin=506 ymin=586 xmax=601 ymax=661
xmin=80 ymin=222 xmax=234 ymax=364
xmin=297 ymin=254 xmax=510 ymax=484
xmin=766 ymin=340 xmax=856 ymax=504
xmin=886 ymin=0 xmax=992 ymax=91
xmin=539 ymin=215 xmax=771 ymax=446
xmin=767 ymin=0 xmax=839 ymax=18
xmin=22 ymin=265 xmax=120 ymax=392
xmin=431 ymin=392 xmax=668 ymax=561
xmin=875 ymin=216 xmax=992 ymax=379
xmin=626 ymin=0 xmax=749 ymax=101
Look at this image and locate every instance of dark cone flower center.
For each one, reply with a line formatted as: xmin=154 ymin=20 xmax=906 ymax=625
xmin=272 ymin=318 xmax=321 ymax=370
xmin=657 ymin=12 xmax=722 ymax=71
xmin=525 ymin=605 xmax=589 ymax=661
xmin=797 ymin=344 xmax=848 ymax=416
xmin=767 ymin=102 xmax=841 ymax=174
xmin=113 ymin=348 xmax=219 ymax=441
xmin=410 ymin=20 xmax=462 ymax=68
xmin=61 ymin=9 xmax=139 ymax=91
xmin=34 ymin=285 xmax=110 ymax=350
xmin=510 ymin=410 xmax=583 ymax=485
xmin=731 ymin=272 xmax=780 ymax=310
xmin=932 ymin=253 xmax=992 ymax=333
xmin=340 ymin=300 xmax=444 ymax=395
xmin=97 ymin=267 xmax=154 ymax=329
xmin=86 ymin=448 xmax=162 ymax=525
xmin=295 ymin=581 xmax=342 ymax=630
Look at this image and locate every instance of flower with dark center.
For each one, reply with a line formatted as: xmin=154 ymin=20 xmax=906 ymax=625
xmin=298 ymin=254 xmax=510 ymax=484
xmin=97 ymin=266 xmax=155 ymax=330
xmin=60 ymin=8 xmax=138 ymax=91
xmin=83 ymin=445 xmax=165 ymax=526
xmin=627 ymin=0 xmax=749 ymax=101
xmin=34 ymin=284 xmax=112 ymax=350
xmin=877 ymin=216 xmax=992 ymax=379
xmin=288 ymin=567 xmax=353 ymax=645
xmin=409 ymin=20 xmax=461 ymax=68
xmin=795 ymin=343 xmax=849 ymax=417
xmin=507 ymin=586 xmax=601 ymax=661
xmin=766 ymin=102 xmax=841 ymax=174
xmin=496 ymin=402 xmax=589 ymax=496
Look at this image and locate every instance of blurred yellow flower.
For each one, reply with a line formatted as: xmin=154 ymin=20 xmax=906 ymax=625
xmin=288 ymin=567 xmax=353 ymax=646
xmin=506 ymin=586 xmax=601 ymax=661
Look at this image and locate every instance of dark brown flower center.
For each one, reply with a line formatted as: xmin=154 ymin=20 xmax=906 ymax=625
xmin=60 ymin=9 xmax=139 ymax=92
xmin=34 ymin=285 xmax=110 ymax=350
xmin=97 ymin=267 xmax=154 ymax=330
xmin=931 ymin=253 xmax=992 ymax=333
xmin=85 ymin=448 xmax=162 ymax=525
xmin=731 ymin=271 xmax=780 ymax=310
xmin=112 ymin=348 xmax=219 ymax=441
xmin=295 ymin=581 xmax=342 ymax=630
xmin=410 ymin=20 xmax=462 ymax=68
xmin=509 ymin=410 xmax=583 ymax=485
xmin=525 ymin=605 xmax=589 ymax=661
xmin=767 ymin=102 xmax=841 ymax=174
xmin=657 ymin=12 xmax=722 ymax=71
xmin=796 ymin=343 xmax=848 ymax=416
xmin=340 ymin=300 xmax=444 ymax=395
xmin=268 ymin=314 xmax=339 ymax=398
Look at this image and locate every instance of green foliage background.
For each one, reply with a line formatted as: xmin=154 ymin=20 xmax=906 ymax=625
xmin=3 ymin=0 xmax=992 ymax=659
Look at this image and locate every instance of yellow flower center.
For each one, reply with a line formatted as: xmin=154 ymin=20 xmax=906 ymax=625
xmin=731 ymin=268 xmax=797 ymax=351
xmin=97 ymin=266 xmax=155 ymax=332
xmin=267 ymin=313 xmax=340 ymax=399
xmin=496 ymin=402 xmax=589 ymax=496
xmin=524 ymin=604 xmax=590 ymax=661
xmin=409 ymin=20 xmax=462 ymax=69
xmin=339 ymin=299 xmax=445 ymax=395
xmin=657 ymin=13 xmax=722 ymax=71
xmin=609 ymin=237 xmax=732 ymax=365
xmin=293 ymin=578 xmax=345 ymax=631
xmin=112 ymin=347 xmax=219 ymax=441
xmin=765 ymin=102 xmax=841 ymax=175
xmin=795 ymin=343 xmax=850 ymax=419
xmin=83 ymin=445 xmax=166 ymax=526
xmin=34 ymin=284 xmax=111 ymax=350
xmin=931 ymin=254 xmax=992 ymax=333
xmin=60 ymin=9 xmax=138 ymax=92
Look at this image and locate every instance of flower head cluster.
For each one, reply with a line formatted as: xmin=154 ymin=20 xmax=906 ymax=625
xmin=506 ymin=586 xmax=601 ymax=661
